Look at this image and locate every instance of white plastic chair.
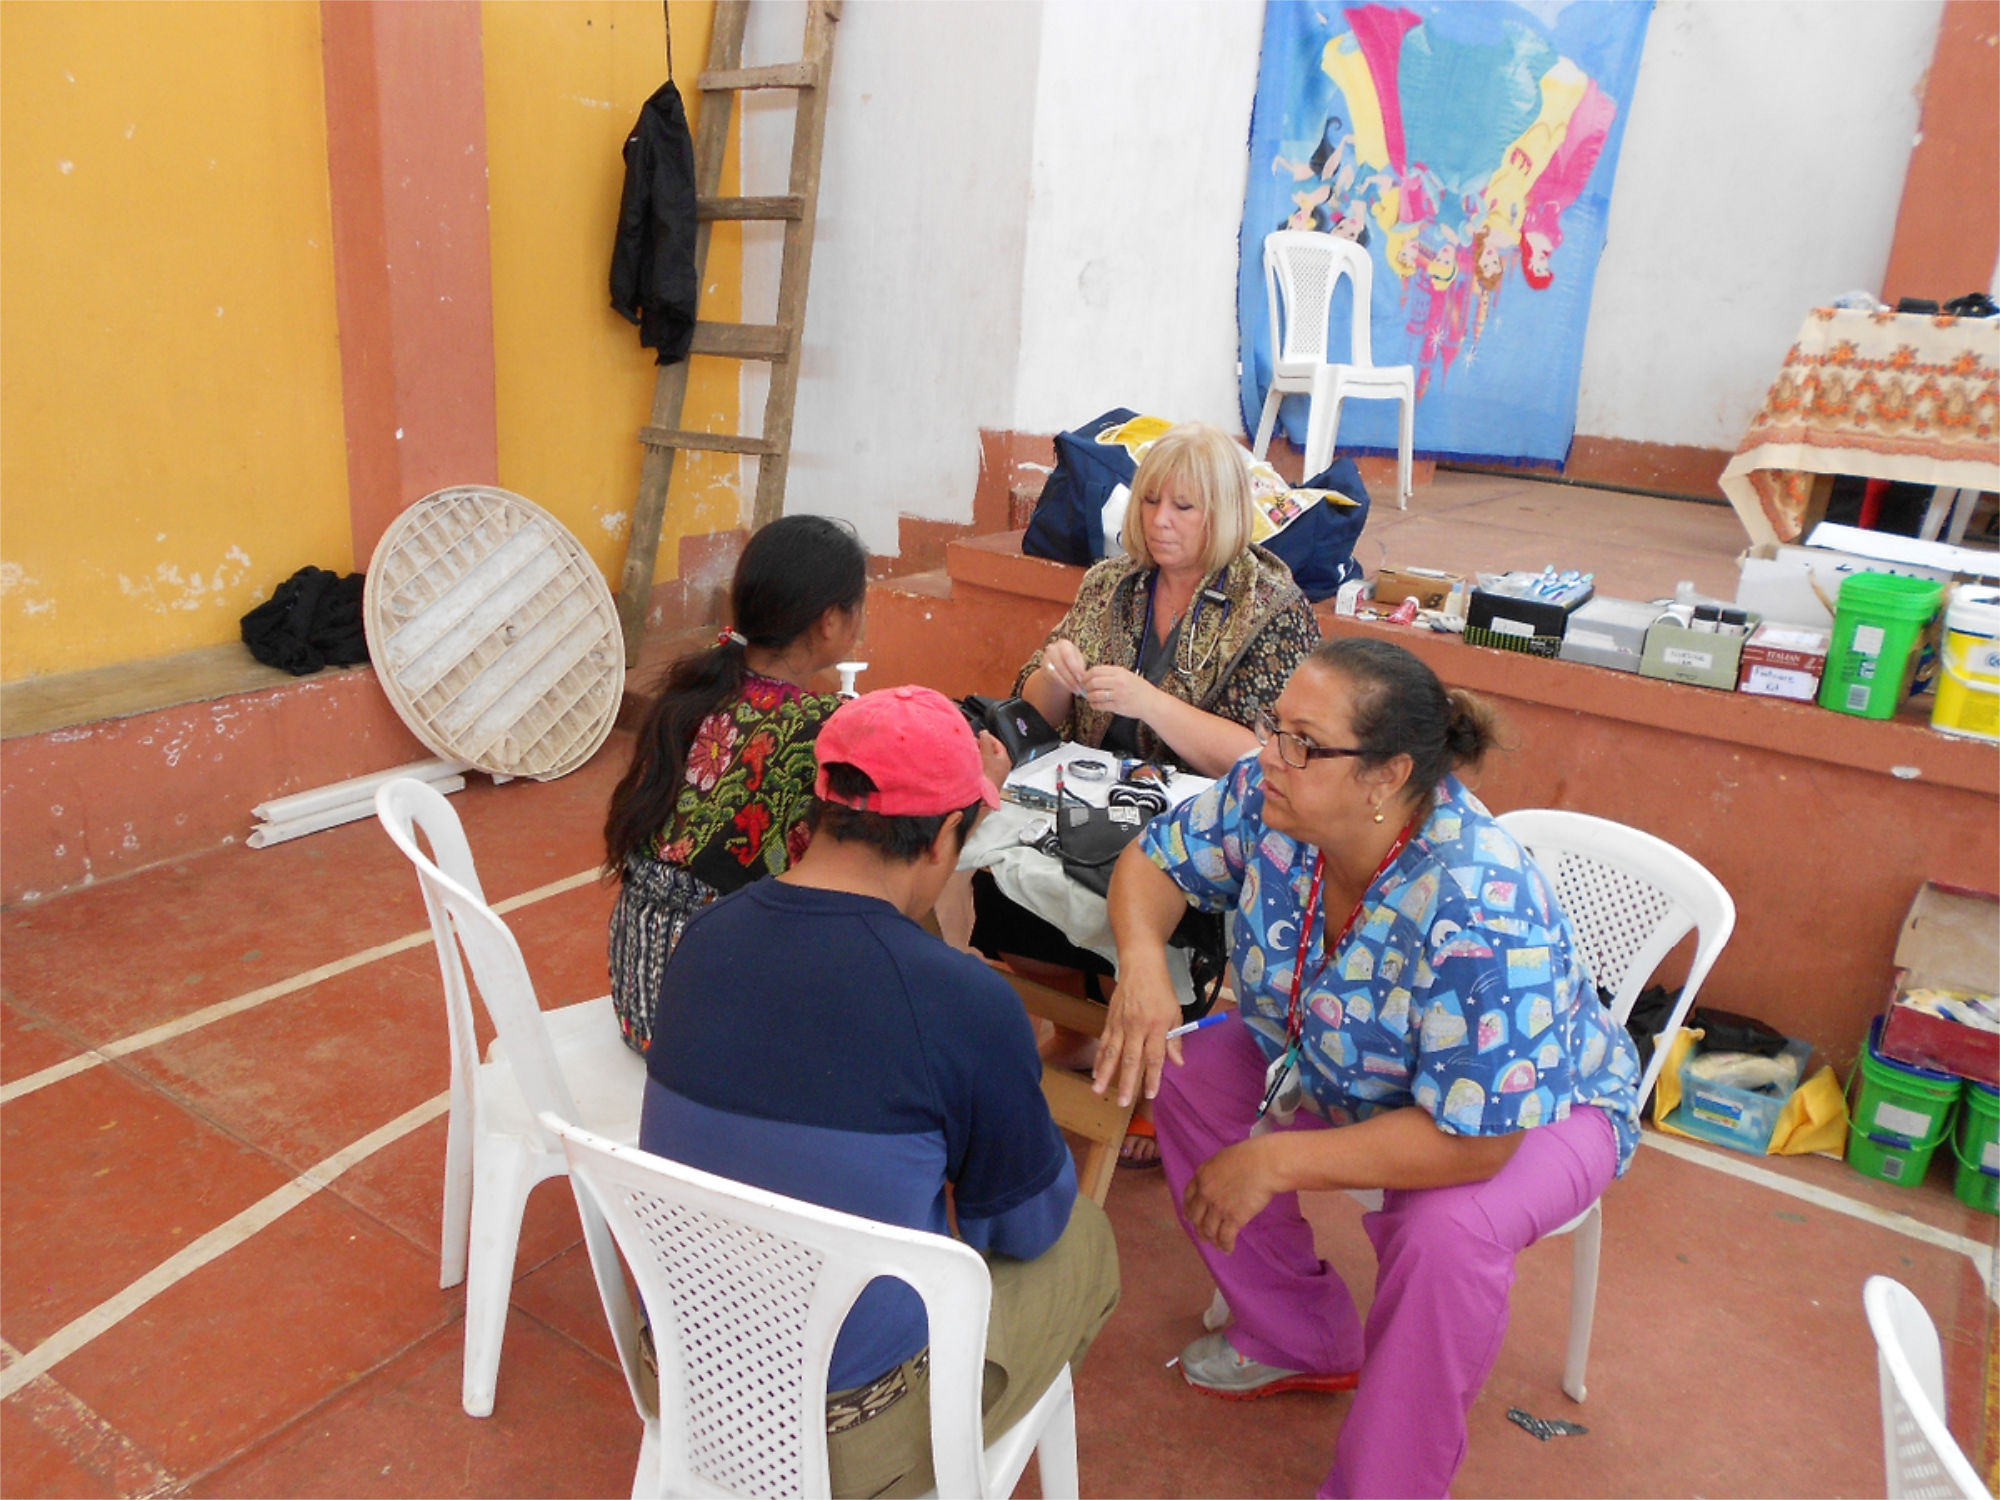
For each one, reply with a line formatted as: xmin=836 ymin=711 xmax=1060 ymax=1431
xmin=543 ymin=1113 xmax=1080 ymax=1500
xmin=374 ymin=777 xmax=646 ymax=1418
xmin=1253 ymin=229 xmax=1416 ymax=510
xmin=1208 ymin=808 xmax=1734 ymax=1404
xmin=1864 ymin=1276 xmax=1991 ymax=1499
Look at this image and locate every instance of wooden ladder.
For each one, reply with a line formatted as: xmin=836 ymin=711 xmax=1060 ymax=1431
xmin=616 ymin=0 xmax=842 ymax=658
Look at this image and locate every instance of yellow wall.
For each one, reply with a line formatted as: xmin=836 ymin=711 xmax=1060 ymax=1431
xmin=0 ymin=1 xmax=352 ymax=681
xmin=483 ymin=0 xmax=744 ymax=590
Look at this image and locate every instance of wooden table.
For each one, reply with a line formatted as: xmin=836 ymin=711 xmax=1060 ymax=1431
xmin=1719 ymin=307 xmax=2000 ymax=548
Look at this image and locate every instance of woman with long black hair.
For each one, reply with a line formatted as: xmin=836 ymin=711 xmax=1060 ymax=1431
xmin=604 ymin=514 xmax=867 ymax=1053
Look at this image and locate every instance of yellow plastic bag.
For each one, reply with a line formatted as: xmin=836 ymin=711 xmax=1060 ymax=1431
xmin=1651 ymin=1027 xmax=1850 ymax=1156
xmin=1767 ymin=1066 xmax=1849 ymax=1156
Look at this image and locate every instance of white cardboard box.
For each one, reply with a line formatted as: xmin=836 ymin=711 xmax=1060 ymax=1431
xmin=1736 ymin=542 xmax=1954 ymax=630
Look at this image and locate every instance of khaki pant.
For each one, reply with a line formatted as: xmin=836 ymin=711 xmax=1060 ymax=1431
xmin=827 ymin=1196 xmax=1120 ymax=1499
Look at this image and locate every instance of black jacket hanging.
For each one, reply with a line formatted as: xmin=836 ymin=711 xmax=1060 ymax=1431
xmin=610 ymin=80 xmax=699 ymax=365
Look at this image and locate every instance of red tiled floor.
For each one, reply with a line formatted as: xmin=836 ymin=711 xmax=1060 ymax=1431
xmin=49 ymin=1189 xmax=452 ymax=1479
xmin=0 ymin=1396 xmax=148 ymax=1498
xmin=1082 ymin=1137 xmax=1990 ymax=1499
xmin=0 ymin=1365 xmax=178 ymax=1496
xmin=0 ymin=1000 xmax=84 ymax=1084
xmin=0 ymin=751 xmax=625 ymax=1057
xmin=0 ymin=1062 xmax=295 ymax=1348
xmin=118 ymin=951 xmax=446 ymax=1174
xmin=188 ymin=1315 xmax=638 ymax=1499
xmin=507 ymin=1241 xmax=622 ymax=1371
xmin=319 ymin=1113 xmax=587 ymax=1281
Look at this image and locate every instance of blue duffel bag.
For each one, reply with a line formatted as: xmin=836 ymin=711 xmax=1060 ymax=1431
xmin=1020 ymin=408 xmax=1368 ymax=600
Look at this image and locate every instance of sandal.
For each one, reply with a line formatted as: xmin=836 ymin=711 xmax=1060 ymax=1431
xmin=1118 ymin=1111 xmax=1162 ymax=1169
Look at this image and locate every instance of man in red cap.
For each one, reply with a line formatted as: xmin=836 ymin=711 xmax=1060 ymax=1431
xmin=637 ymin=685 xmax=1120 ymax=1497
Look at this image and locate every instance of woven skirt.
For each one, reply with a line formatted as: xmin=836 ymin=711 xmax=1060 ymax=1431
xmin=608 ymin=854 xmax=719 ymax=1055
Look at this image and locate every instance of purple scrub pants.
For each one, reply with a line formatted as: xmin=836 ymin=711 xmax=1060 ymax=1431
xmin=1154 ymin=1016 xmax=1618 ymax=1500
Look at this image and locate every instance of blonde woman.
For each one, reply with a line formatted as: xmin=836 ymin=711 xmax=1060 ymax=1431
xmin=1015 ymin=421 xmax=1321 ymax=776
xmin=968 ymin=424 xmax=1322 ymax=1158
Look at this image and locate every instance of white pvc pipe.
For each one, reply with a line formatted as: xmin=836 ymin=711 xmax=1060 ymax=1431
xmin=252 ymin=758 xmax=468 ymax=824
xmin=247 ymin=776 xmax=467 ymax=848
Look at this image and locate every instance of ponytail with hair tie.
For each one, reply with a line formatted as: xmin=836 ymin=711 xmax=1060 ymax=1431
xmin=718 ymin=629 xmax=748 ymax=649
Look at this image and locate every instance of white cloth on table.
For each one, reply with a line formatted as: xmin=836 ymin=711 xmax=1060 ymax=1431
xmin=960 ymin=741 xmax=1216 ymax=1012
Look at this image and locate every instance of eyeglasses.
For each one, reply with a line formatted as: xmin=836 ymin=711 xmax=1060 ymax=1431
xmin=1253 ymin=710 xmax=1368 ymax=770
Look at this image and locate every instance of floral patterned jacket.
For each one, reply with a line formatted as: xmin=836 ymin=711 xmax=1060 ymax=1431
xmin=648 ymin=673 xmax=839 ymax=896
xmin=1013 ymin=545 xmax=1321 ymax=769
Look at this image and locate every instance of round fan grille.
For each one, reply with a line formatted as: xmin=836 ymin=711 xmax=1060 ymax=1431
xmin=364 ymin=486 xmax=625 ymax=780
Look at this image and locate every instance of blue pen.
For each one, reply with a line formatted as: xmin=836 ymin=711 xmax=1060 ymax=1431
xmin=1165 ymin=1012 xmax=1231 ymax=1041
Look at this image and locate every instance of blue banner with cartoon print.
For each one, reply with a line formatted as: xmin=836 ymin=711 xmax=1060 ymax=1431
xmin=1239 ymin=1 xmax=1651 ymax=464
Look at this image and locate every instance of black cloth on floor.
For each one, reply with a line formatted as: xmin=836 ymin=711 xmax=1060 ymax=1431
xmin=239 ymin=566 xmax=369 ymax=676
xmin=610 ymin=80 xmax=699 ymax=365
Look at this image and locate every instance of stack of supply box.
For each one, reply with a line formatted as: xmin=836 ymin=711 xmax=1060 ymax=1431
xmin=1851 ymin=882 xmax=2000 ymax=1210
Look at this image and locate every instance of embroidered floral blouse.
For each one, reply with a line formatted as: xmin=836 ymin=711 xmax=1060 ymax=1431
xmin=646 ymin=673 xmax=840 ymax=896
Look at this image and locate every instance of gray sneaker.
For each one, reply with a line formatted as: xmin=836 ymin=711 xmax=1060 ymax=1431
xmin=1177 ymin=1331 xmax=1359 ymax=1401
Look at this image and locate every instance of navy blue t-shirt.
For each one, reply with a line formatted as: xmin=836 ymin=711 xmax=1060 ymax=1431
xmin=638 ymin=878 xmax=1076 ymax=1391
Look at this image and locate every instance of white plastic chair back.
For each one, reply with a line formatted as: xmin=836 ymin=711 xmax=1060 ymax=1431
xmin=1303 ymin=809 xmax=1737 ymax=1405
xmin=375 ymin=778 xmax=581 ymax=1129
xmin=1265 ymin=229 xmax=1374 ymax=374
xmin=546 ymin=1115 xmax=1076 ymax=1500
xmin=1496 ymin=808 xmax=1736 ymax=1108
xmin=1864 ymin=1277 xmax=1990 ymax=1499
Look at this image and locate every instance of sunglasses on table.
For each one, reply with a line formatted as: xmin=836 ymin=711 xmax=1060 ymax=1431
xmin=1252 ymin=710 xmax=1368 ymax=770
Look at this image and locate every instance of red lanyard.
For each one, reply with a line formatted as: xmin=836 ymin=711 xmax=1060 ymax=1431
xmin=1283 ymin=817 xmax=1420 ymax=1052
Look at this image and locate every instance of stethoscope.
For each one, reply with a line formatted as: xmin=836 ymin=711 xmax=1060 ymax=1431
xmin=1138 ymin=571 xmax=1233 ymax=682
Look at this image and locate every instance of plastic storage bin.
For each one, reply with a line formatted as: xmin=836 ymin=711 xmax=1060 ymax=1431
xmin=1818 ymin=572 xmax=1943 ymax=719
xmin=1669 ymin=1038 xmax=1814 ymax=1153
xmin=1848 ymin=1017 xmax=1962 ymax=1186
xmin=1952 ymin=1081 xmax=1999 ymax=1215
xmin=1931 ymin=585 xmax=2000 ymax=743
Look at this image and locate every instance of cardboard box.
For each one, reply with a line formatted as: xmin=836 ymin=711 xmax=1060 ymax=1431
xmin=1373 ymin=566 xmax=1462 ymax=611
xmin=1736 ymin=541 xmax=1954 ymax=630
xmin=1640 ymin=613 xmax=1760 ymax=689
xmin=1878 ymin=882 xmax=1999 ymax=1086
xmin=1464 ymin=577 xmax=1593 ymax=658
xmin=1558 ymin=597 xmax=1662 ymax=673
xmin=1736 ymin=622 xmax=1830 ymax=701
xmin=1809 ymin=521 xmax=2000 ymax=585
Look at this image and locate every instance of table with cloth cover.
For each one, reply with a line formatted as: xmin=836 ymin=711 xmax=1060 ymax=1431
xmin=1718 ymin=307 xmax=2000 ymax=549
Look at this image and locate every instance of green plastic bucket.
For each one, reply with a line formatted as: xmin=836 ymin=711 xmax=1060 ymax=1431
xmin=1847 ymin=1018 xmax=1961 ymax=1186
xmin=1952 ymin=1082 xmax=2000 ymax=1215
xmin=1819 ymin=573 xmax=1944 ymax=719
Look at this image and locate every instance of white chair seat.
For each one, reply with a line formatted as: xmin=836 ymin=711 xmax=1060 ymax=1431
xmin=481 ymin=996 xmax=646 ymax=1142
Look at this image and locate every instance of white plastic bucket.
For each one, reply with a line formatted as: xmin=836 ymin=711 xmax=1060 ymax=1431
xmin=1932 ymin=585 xmax=2000 ymax=743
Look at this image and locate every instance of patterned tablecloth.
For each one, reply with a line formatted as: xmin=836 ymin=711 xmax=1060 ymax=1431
xmin=1719 ymin=308 xmax=2000 ymax=548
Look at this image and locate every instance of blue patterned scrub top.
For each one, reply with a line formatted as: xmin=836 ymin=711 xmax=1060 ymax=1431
xmin=1140 ymin=759 xmax=1642 ymax=1174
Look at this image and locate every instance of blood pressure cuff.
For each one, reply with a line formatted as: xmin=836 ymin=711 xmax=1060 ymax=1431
xmin=957 ymin=695 xmax=1060 ymax=768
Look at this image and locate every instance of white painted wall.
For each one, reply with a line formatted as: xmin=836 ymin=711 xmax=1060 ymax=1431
xmin=741 ymin=0 xmax=1042 ymax=552
xmin=1008 ymin=0 xmax=1266 ymax=434
xmin=1574 ymin=0 xmax=1942 ymax=449
xmin=754 ymin=0 xmax=1942 ymax=553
